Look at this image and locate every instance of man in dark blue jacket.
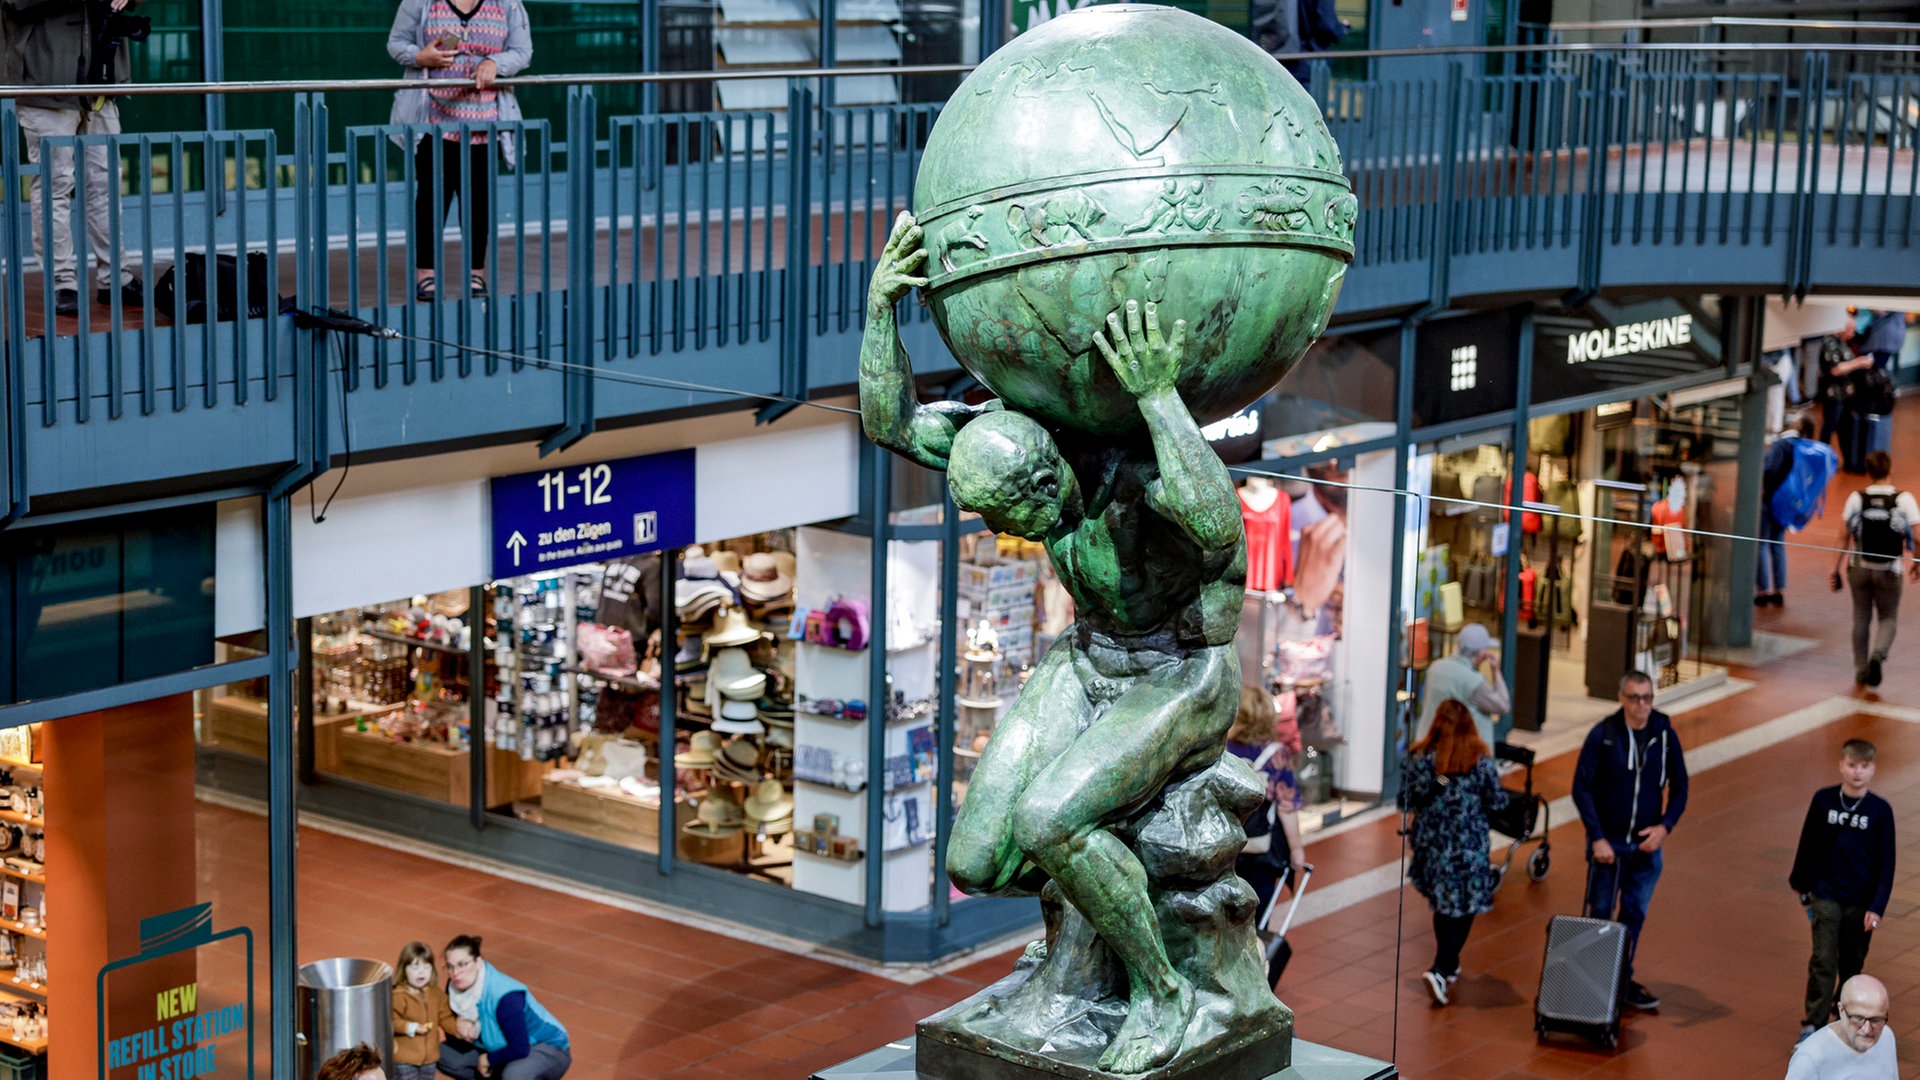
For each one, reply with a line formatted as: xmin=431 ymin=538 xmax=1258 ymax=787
xmin=1570 ymin=670 xmax=1689 ymax=1012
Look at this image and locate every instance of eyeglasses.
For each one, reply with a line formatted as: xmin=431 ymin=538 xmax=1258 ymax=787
xmin=446 ymin=958 xmax=478 ymax=971
xmin=1621 ymin=693 xmax=1655 ymax=704
xmin=1840 ymin=1007 xmax=1889 ymax=1028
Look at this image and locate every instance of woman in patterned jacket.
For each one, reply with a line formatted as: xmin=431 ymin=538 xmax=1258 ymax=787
xmin=1399 ymin=698 xmax=1509 ymax=1007
xmin=388 ymin=0 xmax=534 ymax=301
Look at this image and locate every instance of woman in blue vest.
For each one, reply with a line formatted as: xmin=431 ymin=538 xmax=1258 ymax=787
xmin=439 ymin=934 xmax=571 ymax=1080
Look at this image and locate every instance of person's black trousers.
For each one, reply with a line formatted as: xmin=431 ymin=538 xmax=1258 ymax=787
xmin=1431 ymin=911 xmax=1475 ymax=977
xmin=413 ymin=137 xmax=492 ymax=272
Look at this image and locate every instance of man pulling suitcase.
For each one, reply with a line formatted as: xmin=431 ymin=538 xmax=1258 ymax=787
xmin=1568 ymin=671 xmax=1690 ymax=1013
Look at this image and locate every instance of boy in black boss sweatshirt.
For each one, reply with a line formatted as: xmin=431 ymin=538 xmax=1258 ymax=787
xmin=1789 ymin=738 xmax=1896 ymax=1043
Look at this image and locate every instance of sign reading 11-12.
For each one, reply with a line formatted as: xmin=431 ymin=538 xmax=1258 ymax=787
xmin=490 ymin=449 xmax=696 ymax=577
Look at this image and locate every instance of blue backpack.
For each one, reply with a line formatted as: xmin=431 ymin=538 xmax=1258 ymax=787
xmin=1770 ymin=439 xmax=1840 ymax=531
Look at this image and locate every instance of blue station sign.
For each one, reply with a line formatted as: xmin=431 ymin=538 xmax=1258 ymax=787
xmin=489 ymin=448 xmax=696 ymax=577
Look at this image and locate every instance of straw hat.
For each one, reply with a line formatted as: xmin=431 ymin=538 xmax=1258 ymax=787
xmin=744 ymin=778 xmax=794 ymax=823
xmin=674 ymin=730 xmax=721 ymax=769
xmin=739 ymin=552 xmax=795 ymax=603
xmin=711 ymin=698 xmax=766 ymax=736
xmin=710 ymin=737 xmax=763 ymax=783
xmin=709 ymin=647 xmax=768 ymax=702
xmin=683 ymin=793 xmax=744 ymax=837
xmin=704 ymin=607 xmax=764 ymax=649
xmin=675 ymin=579 xmax=733 ymax=620
xmin=709 ymin=550 xmax=743 ymax=577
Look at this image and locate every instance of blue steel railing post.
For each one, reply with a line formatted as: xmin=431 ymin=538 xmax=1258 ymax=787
xmin=543 ymin=87 xmax=596 ymax=455
xmin=279 ymin=94 xmax=323 ymax=500
xmin=1567 ymin=52 xmax=1613 ymax=308
xmin=760 ymin=77 xmax=815 ymax=425
xmin=978 ymin=0 xmax=1006 ymax=58
xmin=641 ymin=0 xmax=661 ymax=191
xmin=0 ymin=102 xmax=26 ymax=525
xmin=1418 ymin=60 xmax=1464 ymax=317
xmin=310 ymin=94 xmax=333 ymax=482
xmin=1787 ymin=51 xmax=1826 ymax=300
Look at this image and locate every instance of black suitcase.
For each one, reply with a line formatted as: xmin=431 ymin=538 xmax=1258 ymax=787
xmin=1534 ymin=865 xmax=1629 ymax=1048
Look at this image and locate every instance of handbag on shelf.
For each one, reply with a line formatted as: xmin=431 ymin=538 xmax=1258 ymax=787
xmin=578 ymin=622 xmax=639 ymax=678
xmin=1275 ymin=634 xmax=1337 ymax=683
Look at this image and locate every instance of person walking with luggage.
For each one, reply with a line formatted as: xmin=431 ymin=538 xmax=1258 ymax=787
xmin=1790 ymin=739 xmax=1896 ymax=1045
xmin=1758 ymin=415 xmax=1822 ymax=607
xmin=1570 ymin=671 xmax=1688 ymax=1012
xmin=1413 ymin=622 xmax=1510 ymax=748
xmin=1785 ymin=974 xmax=1898 ymax=1078
xmin=1399 ymin=699 xmax=1509 ymax=1007
xmin=1829 ymin=453 xmax=1920 ymax=687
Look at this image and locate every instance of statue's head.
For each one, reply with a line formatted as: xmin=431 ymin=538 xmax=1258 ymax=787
xmin=948 ymin=411 xmax=1068 ymax=540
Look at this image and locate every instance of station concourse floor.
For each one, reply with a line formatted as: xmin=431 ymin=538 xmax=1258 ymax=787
xmin=201 ymin=396 xmax=1920 ymax=1079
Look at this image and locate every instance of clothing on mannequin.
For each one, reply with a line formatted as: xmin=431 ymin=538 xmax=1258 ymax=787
xmin=1241 ymin=477 xmax=1294 ymax=591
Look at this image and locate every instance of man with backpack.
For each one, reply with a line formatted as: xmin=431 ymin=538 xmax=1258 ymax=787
xmin=1831 ymin=452 xmax=1920 ymax=687
xmin=1759 ymin=415 xmax=1828 ymax=607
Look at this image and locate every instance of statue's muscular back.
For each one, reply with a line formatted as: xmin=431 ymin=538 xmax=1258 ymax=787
xmin=1045 ymin=440 xmax=1246 ymax=649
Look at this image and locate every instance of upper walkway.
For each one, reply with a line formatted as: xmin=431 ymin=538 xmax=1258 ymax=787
xmin=2 ymin=42 xmax=1916 ymax=518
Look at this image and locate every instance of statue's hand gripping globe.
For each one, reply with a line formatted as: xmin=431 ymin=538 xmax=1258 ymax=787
xmin=913 ymin=4 xmax=1355 ymax=434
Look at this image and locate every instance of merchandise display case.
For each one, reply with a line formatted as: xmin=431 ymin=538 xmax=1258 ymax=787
xmin=0 ymin=727 xmax=48 ymax=1061
xmin=661 ymin=537 xmax=798 ymax=881
xmin=307 ymin=597 xmax=548 ymax=808
xmin=949 ymin=530 xmax=1054 ymax=810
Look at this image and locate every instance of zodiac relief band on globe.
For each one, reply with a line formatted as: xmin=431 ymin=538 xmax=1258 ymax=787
xmin=852 ymin=4 xmax=1361 ymax=1079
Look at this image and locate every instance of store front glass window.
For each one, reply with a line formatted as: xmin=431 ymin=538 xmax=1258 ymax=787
xmin=1584 ymin=390 xmax=1741 ymax=693
xmin=0 ymin=506 xmax=220 ymax=709
xmin=1402 ymin=431 xmax=1515 ymax=746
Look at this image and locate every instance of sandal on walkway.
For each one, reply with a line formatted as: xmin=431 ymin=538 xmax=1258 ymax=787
xmin=415 ymin=275 xmax=436 ymax=301
xmin=469 ymin=272 xmax=488 ymax=299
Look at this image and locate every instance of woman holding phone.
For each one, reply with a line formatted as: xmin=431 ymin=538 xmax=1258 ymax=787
xmin=388 ymin=0 xmax=533 ymax=300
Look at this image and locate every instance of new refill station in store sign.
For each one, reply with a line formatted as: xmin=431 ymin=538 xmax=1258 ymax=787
xmin=490 ymin=449 xmax=696 ymax=577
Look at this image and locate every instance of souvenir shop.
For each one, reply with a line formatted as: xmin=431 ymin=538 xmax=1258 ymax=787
xmin=1400 ymin=298 xmax=1742 ymax=740
xmin=1225 ymin=324 xmax=1401 ymax=825
xmin=194 ymin=418 xmax=1045 ymax=959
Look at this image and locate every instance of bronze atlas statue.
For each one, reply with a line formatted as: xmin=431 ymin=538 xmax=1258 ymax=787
xmin=857 ymin=5 xmax=1354 ymax=1076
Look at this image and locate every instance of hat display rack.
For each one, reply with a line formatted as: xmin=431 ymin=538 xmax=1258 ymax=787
xmin=0 ymin=742 xmax=50 ymax=1036
xmin=670 ymin=539 xmax=801 ymax=879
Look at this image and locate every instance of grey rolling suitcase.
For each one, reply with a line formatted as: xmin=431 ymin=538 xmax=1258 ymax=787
xmin=1534 ymin=865 xmax=1629 ymax=1048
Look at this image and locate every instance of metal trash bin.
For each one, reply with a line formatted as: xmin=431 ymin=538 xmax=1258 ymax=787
xmin=297 ymin=958 xmax=394 ymax=1079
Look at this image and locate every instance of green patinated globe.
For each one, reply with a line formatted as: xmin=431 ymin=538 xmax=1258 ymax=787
xmin=914 ymin=3 xmax=1355 ymax=435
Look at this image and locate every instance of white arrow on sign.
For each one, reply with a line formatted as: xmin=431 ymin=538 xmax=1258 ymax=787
xmin=507 ymin=530 xmax=528 ymax=566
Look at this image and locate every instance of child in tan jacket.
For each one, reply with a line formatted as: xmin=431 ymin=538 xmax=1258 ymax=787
xmin=392 ymin=941 xmax=458 ymax=1080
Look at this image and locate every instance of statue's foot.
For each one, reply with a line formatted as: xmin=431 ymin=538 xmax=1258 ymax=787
xmin=1097 ymin=973 xmax=1195 ymax=1075
xmin=1022 ymin=938 xmax=1050 ymax=961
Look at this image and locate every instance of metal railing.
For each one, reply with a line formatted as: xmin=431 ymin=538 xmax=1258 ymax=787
xmin=0 ymin=43 xmax=1914 ymax=454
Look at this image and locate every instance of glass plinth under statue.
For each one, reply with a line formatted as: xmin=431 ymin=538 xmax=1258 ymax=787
xmin=812 ymin=1037 xmax=1396 ymax=1080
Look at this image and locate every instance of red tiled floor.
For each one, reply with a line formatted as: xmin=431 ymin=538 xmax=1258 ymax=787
xmin=188 ymin=397 xmax=1920 ymax=1077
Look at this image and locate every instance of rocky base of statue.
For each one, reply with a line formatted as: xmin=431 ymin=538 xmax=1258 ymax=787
xmin=918 ymin=754 xmax=1289 ymax=1079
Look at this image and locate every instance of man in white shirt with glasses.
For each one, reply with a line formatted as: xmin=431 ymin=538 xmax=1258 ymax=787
xmin=1787 ymin=974 xmax=1897 ymax=1078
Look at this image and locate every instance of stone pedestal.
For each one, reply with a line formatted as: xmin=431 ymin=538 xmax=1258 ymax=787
xmin=812 ymin=1036 xmax=1397 ymax=1080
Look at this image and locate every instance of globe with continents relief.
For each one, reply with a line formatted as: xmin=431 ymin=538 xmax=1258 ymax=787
xmin=913 ymin=3 xmax=1355 ymax=435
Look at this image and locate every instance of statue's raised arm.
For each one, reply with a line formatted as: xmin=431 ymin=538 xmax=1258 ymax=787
xmin=1092 ymin=299 xmax=1242 ymax=555
xmin=859 ymin=212 xmax=995 ymax=471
